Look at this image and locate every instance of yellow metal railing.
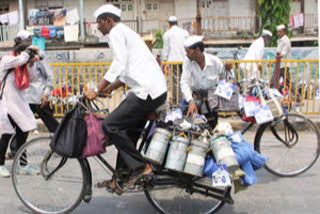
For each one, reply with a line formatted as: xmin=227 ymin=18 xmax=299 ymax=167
xmin=50 ymin=59 xmax=320 ymax=117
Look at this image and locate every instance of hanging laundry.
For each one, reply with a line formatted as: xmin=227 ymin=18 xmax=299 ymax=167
xmin=41 ymin=27 xmax=50 ymax=39
xmin=288 ymin=15 xmax=294 ymax=28
xmin=64 ymin=24 xmax=79 ymax=42
xmin=26 ymin=26 xmax=34 ymax=36
xmin=46 ymin=10 xmax=55 ymax=25
xmin=8 ymin=11 xmax=19 ymax=25
xmin=293 ymin=13 xmax=304 ymax=28
xmin=53 ymin=9 xmax=66 ymax=26
xmin=0 ymin=13 xmax=8 ymax=24
xmin=28 ymin=9 xmax=38 ymax=24
xmin=48 ymin=26 xmax=57 ymax=38
xmin=32 ymin=35 xmax=45 ymax=51
xmin=33 ymin=27 xmax=42 ymax=37
xmin=56 ymin=27 xmax=64 ymax=38
xmin=66 ymin=8 xmax=79 ymax=25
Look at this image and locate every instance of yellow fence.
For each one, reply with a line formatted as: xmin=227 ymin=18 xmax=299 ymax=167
xmin=50 ymin=59 xmax=320 ymax=117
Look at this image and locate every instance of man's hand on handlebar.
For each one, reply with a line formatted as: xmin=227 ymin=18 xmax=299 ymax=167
xmin=187 ymin=101 xmax=198 ymax=117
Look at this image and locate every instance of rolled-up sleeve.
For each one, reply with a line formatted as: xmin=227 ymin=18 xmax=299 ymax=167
xmin=104 ymin=30 xmax=128 ymax=83
xmin=1 ymin=52 xmax=30 ymax=71
xmin=181 ymin=60 xmax=193 ymax=102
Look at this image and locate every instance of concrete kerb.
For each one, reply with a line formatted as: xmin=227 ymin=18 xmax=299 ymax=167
xmin=36 ymin=114 xmax=320 ymax=133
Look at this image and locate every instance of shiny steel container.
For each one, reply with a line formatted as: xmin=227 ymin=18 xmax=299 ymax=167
xmin=183 ymin=138 xmax=209 ymax=176
xmin=144 ymin=128 xmax=171 ymax=165
xmin=165 ymin=136 xmax=189 ymax=172
xmin=210 ymin=136 xmax=239 ymax=172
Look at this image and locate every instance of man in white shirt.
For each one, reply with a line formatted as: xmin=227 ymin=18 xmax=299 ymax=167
xmin=271 ymin=24 xmax=292 ymax=90
xmin=240 ymin=29 xmax=272 ymax=79
xmin=181 ymin=35 xmax=224 ymax=128
xmin=84 ymin=4 xmax=167 ymax=193
xmin=162 ymin=16 xmax=189 ymax=105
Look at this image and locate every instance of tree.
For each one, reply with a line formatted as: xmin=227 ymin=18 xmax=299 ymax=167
xmin=257 ymin=0 xmax=292 ymax=46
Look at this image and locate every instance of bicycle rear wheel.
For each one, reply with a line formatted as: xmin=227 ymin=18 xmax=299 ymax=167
xmin=144 ymin=173 xmax=228 ymax=214
xmin=12 ymin=137 xmax=87 ymax=214
xmin=255 ymin=113 xmax=320 ymax=177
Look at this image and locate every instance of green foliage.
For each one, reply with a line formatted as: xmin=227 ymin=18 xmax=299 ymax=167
xmin=153 ymin=29 xmax=163 ymax=49
xmin=257 ymin=0 xmax=292 ymax=46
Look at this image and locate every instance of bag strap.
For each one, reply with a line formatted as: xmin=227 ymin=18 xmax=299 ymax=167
xmin=0 ymin=68 xmax=14 ymax=100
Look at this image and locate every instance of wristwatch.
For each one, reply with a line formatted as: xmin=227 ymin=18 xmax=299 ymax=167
xmin=94 ymin=86 xmax=100 ymax=96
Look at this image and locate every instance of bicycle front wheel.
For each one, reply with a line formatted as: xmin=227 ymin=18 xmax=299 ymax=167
xmin=12 ymin=137 xmax=87 ymax=214
xmin=255 ymin=113 xmax=320 ymax=177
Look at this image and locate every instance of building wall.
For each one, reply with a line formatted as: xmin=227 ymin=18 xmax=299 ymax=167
xmin=175 ymin=0 xmax=196 ymax=19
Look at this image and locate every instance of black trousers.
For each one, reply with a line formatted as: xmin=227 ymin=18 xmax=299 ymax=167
xmin=30 ymin=103 xmax=59 ymax=133
xmin=10 ymin=103 xmax=59 ymax=155
xmin=102 ymin=92 xmax=167 ymax=171
xmin=0 ymin=115 xmax=29 ymax=165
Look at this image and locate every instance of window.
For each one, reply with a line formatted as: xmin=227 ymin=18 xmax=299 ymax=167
xmin=206 ymin=0 xmax=211 ymax=8
xmin=128 ymin=4 xmax=133 ymax=11
xmin=0 ymin=0 xmax=9 ymax=15
xmin=201 ymin=1 xmax=205 ymax=8
xmin=153 ymin=3 xmax=158 ymax=10
xmin=121 ymin=4 xmax=126 ymax=11
xmin=146 ymin=3 xmax=152 ymax=10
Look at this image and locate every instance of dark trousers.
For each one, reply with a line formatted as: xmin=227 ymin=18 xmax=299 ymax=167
xmin=10 ymin=103 xmax=59 ymax=155
xmin=102 ymin=92 xmax=167 ymax=171
xmin=171 ymin=64 xmax=183 ymax=105
xmin=0 ymin=115 xmax=29 ymax=165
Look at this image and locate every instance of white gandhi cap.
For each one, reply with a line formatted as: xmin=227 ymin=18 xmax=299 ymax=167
xmin=17 ymin=30 xmax=31 ymax=40
xmin=184 ymin=35 xmax=204 ymax=48
xmin=277 ymin=24 xmax=286 ymax=31
xmin=94 ymin=4 xmax=121 ymax=19
xmin=261 ymin=29 xmax=272 ymax=37
xmin=168 ymin=16 xmax=177 ymax=22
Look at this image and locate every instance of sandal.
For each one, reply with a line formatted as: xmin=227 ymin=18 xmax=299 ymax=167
xmin=95 ymin=179 xmax=123 ymax=195
xmin=126 ymin=164 xmax=153 ymax=188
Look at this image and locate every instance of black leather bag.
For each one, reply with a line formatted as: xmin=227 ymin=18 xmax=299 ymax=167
xmin=50 ymin=102 xmax=87 ymax=158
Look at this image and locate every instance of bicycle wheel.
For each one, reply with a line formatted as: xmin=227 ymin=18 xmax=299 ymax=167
xmin=144 ymin=174 xmax=228 ymax=214
xmin=255 ymin=113 xmax=320 ymax=177
xmin=12 ymin=137 xmax=87 ymax=214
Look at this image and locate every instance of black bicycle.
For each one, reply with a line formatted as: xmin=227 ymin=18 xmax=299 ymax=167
xmin=11 ymin=106 xmax=233 ymax=214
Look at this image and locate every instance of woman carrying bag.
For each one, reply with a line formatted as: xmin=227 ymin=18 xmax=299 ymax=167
xmin=0 ymin=31 xmax=40 ymax=178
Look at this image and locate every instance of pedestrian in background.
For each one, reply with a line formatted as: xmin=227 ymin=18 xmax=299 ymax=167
xmin=181 ymin=35 xmax=224 ymax=128
xmin=6 ymin=31 xmax=59 ymax=159
xmin=271 ymin=24 xmax=292 ymax=90
xmin=0 ymin=33 xmax=39 ymax=178
xmin=240 ymin=29 xmax=272 ymax=79
xmin=162 ymin=16 xmax=189 ymax=105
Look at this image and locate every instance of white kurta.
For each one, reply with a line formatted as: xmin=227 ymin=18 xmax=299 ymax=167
xmin=181 ymin=53 xmax=224 ymax=102
xmin=162 ymin=25 xmax=189 ymax=62
xmin=0 ymin=52 xmax=37 ymax=134
xmin=240 ymin=37 xmax=265 ymax=79
xmin=277 ymin=35 xmax=291 ymax=68
xmin=104 ymin=23 xmax=167 ymax=100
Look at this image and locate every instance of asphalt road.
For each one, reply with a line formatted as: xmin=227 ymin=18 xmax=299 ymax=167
xmin=0 ymin=132 xmax=319 ymax=214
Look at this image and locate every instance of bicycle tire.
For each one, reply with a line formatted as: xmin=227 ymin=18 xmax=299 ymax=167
xmin=12 ymin=137 xmax=88 ymax=214
xmin=254 ymin=113 xmax=320 ymax=177
xmin=144 ymin=174 xmax=227 ymax=214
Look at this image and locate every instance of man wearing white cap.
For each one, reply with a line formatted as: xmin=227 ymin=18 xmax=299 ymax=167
xmin=270 ymin=24 xmax=292 ymax=89
xmin=181 ymin=35 xmax=224 ymax=128
xmin=84 ymin=4 xmax=167 ymax=194
xmin=162 ymin=16 xmax=189 ymax=104
xmin=240 ymin=29 xmax=272 ymax=79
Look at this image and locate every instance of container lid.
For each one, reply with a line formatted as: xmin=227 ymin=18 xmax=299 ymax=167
xmin=171 ymin=136 xmax=190 ymax=144
xmin=154 ymin=128 xmax=171 ymax=136
xmin=191 ymin=139 xmax=209 ymax=149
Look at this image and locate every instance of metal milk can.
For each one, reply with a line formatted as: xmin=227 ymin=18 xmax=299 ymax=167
xmin=144 ymin=128 xmax=171 ymax=165
xmin=165 ymin=136 xmax=189 ymax=172
xmin=210 ymin=136 xmax=239 ymax=172
xmin=183 ymin=138 xmax=209 ymax=177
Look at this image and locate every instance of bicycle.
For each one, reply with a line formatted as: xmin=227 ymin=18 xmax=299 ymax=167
xmin=237 ymin=79 xmax=320 ymax=177
xmin=11 ymin=105 xmax=234 ymax=214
